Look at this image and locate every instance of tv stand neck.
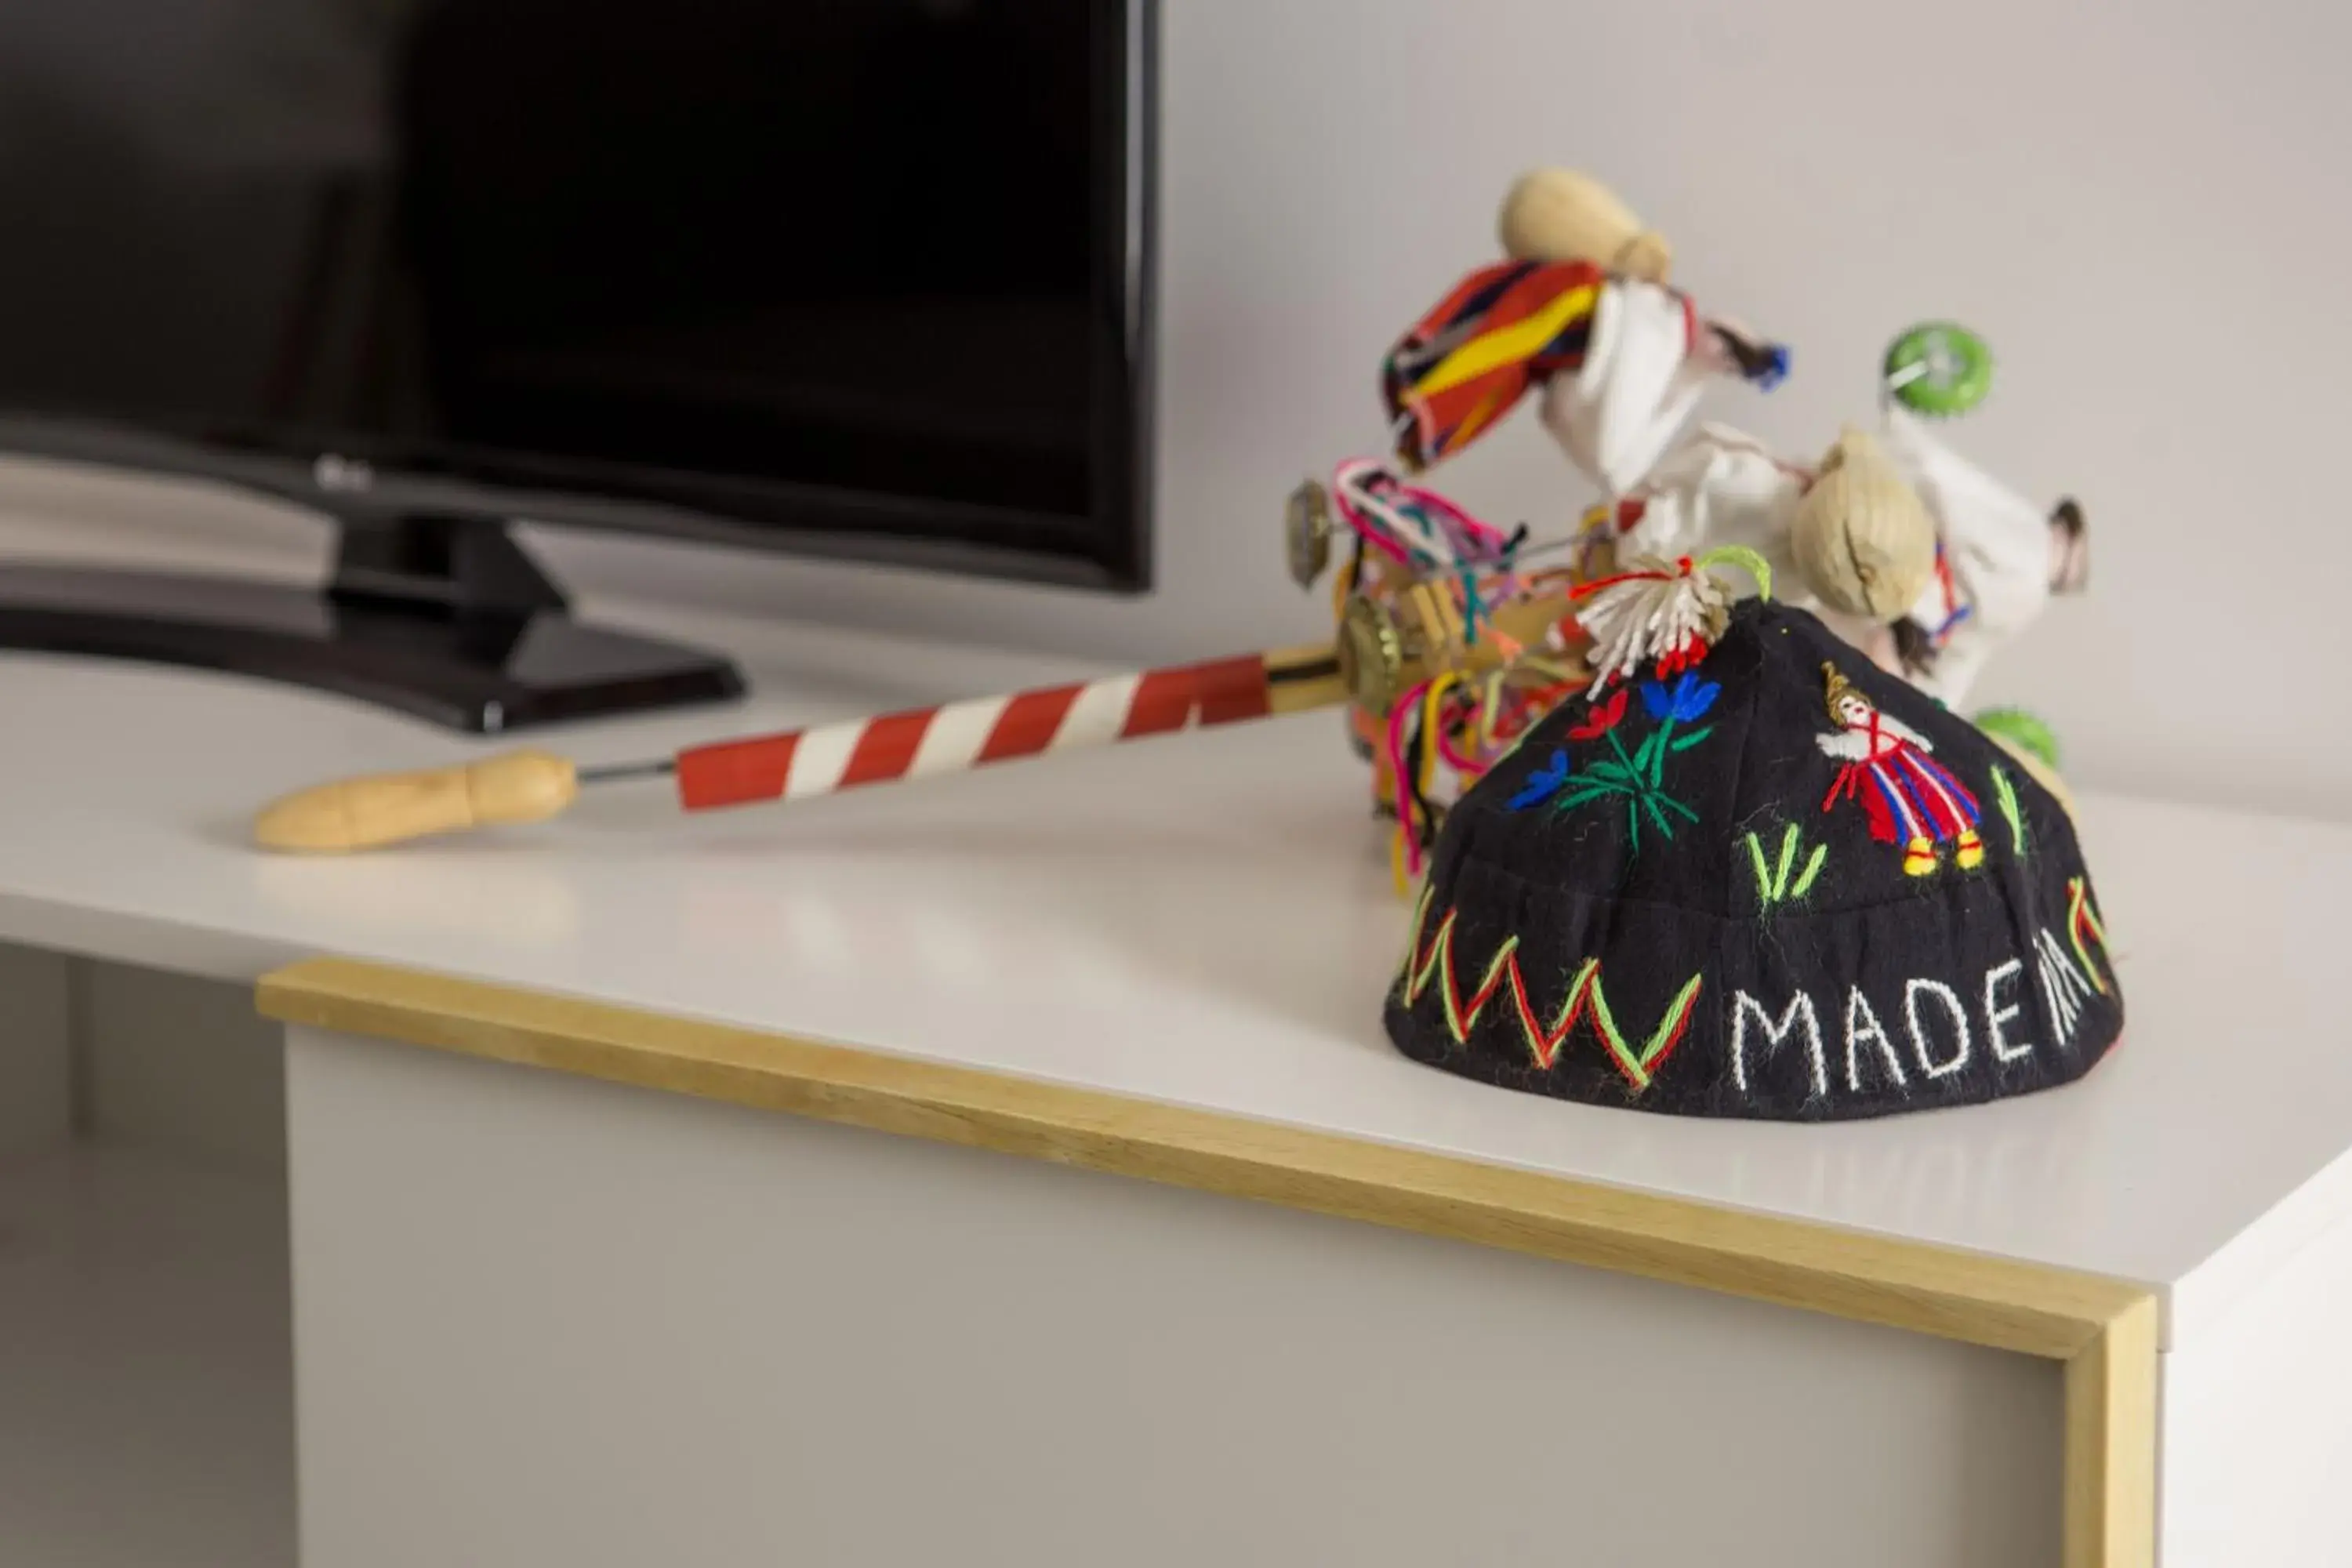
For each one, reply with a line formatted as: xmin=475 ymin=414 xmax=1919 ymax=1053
xmin=328 ymin=514 xmax=570 ymax=622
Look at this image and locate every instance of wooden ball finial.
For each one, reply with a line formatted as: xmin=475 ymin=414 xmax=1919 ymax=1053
xmin=1497 ymin=168 xmax=1672 ymax=283
xmin=1790 ymin=427 xmax=1938 ymax=621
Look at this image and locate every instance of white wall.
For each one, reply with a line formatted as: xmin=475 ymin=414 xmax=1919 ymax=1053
xmin=4 ymin=0 xmax=2348 ymax=818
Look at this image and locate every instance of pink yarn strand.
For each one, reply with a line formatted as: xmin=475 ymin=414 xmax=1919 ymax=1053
xmin=1384 ymin=681 xmax=1432 ymax=877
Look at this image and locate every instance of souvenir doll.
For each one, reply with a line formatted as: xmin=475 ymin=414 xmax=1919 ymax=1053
xmin=1326 ymin=169 xmax=1794 ymax=863
xmin=1570 ymin=322 xmax=2089 ymax=714
xmin=1875 ymin=325 xmax=2091 ymax=705
xmin=1381 ymin=166 xmax=1791 ymax=494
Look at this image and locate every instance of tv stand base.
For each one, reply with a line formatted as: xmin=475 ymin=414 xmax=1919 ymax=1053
xmin=0 ymin=557 xmax=746 ymax=735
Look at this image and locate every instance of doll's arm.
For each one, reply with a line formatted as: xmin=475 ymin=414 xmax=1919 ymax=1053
xmin=1878 ymin=406 xmax=2052 ymax=631
xmin=1693 ymin=316 xmax=1791 ymax=389
xmin=1539 ymin=280 xmax=1709 ymax=496
xmin=1606 ymin=425 xmax=1807 ymax=569
xmin=1540 ymin=281 xmax=1790 ymax=499
xmin=1876 ymin=713 xmax=1935 ymax=750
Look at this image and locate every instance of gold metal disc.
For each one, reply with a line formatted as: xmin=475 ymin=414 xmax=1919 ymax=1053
xmin=1336 ymin=594 xmax=1406 ymax=715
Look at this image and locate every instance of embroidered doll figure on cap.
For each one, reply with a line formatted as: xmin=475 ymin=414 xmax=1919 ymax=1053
xmin=1816 ymin=662 xmax=1985 ymax=877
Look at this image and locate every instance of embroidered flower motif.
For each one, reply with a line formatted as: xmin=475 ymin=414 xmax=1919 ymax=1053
xmin=1639 ymin=673 xmax=1721 ymax=725
xmin=1568 ymin=687 xmax=1630 ymax=740
xmin=1501 ymin=670 xmax=1722 ymax=844
xmin=1504 ymin=691 xmax=1718 ymax=848
xmin=1506 ymin=749 xmax=1573 ymax=812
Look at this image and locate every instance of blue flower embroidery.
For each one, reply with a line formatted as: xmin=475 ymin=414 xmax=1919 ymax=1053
xmin=1506 ymin=748 xmax=1573 ymax=811
xmin=1639 ymin=673 xmax=1721 ymax=725
xmin=1501 ymin=674 xmax=1720 ymax=848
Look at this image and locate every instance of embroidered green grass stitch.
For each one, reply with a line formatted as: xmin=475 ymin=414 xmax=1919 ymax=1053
xmin=1989 ymin=764 xmax=2027 ymax=857
xmin=1744 ymin=822 xmax=1828 ymax=907
xmin=1399 ymin=887 xmax=1705 ymax=1091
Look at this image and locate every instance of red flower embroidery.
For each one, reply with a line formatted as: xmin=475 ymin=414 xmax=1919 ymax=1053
xmin=1569 ymin=687 xmax=1629 ymax=739
xmin=1653 ymin=636 xmax=1713 ymax=680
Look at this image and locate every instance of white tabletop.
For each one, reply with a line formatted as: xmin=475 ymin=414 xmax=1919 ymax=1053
xmin=0 ymin=588 xmax=2343 ymax=1348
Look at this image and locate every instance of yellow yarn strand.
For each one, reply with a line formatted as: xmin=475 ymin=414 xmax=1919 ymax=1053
xmin=1417 ymin=674 xmax=1454 ymax=804
xmin=1477 ymin=669 xmax=1507 ymax=756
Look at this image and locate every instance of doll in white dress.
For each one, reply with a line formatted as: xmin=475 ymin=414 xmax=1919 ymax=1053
xmin=1566 ymin=346 xmax=2088 ymax=711
xmin=1410 ymin=173 xmax=1984 ymax=692
xmin=1381 ymin=169 xmax=1791 ymax=499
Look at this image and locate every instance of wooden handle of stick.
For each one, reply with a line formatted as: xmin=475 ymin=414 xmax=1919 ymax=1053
xmin=252 ymin=750 xmax=579 ymax=854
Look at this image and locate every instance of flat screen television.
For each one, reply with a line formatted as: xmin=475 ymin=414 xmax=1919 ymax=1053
xmin=0 ymin=0 xmax=1156 ymax=731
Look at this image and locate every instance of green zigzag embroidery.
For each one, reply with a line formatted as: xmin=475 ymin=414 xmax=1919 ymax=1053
xmin=1399 ymin=887 xmax=1704 ymax=1091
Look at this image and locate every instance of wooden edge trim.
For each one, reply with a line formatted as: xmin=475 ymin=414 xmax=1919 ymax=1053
xmin=256 ymin=956 xmax=2145 ymax=1354
xmin=2064 ymin=1296 xmax=2160 ymax=1568
xmin=258 ymin=956 xmax=2159 ymax=1566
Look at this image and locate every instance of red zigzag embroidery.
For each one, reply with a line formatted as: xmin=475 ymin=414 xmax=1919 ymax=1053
xmin=2067 ymin=876 xmax=2112 ymax=996
xmin=1399 ymin=889 xmax=1704 ymax=1092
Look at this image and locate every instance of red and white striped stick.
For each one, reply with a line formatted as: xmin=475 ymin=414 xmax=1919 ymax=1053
xmin=671 ymin=643 xmax=1348 ymax=811
xmin=251 ymin=642 xmax=1352 ymax=853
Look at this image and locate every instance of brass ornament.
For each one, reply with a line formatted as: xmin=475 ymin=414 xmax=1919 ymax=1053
xmin=1337 ymin=593 xmax=1407 ymax=714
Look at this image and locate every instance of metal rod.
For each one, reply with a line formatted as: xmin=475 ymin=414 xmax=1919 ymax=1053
xmin=575 ymin=758 xmax=677 ymax=785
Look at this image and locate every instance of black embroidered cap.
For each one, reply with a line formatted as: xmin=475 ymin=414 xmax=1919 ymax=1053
xmin=1383 ymin=595 xmax=2122 ymax=1121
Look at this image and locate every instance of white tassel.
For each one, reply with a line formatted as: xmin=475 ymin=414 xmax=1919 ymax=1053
xmin=1573 ymin=549 xmax=1771 ymax=685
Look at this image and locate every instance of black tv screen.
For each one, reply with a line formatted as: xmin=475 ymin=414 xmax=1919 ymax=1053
xmin=0 ymin=0 xmax=1153 ymax=587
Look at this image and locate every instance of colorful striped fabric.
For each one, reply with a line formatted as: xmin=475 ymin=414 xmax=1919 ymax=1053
xmin=1823 ymin=728 xmax=1984 ymax=848
xmin=1381 ymin=259 xmax=1606 ymax=471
